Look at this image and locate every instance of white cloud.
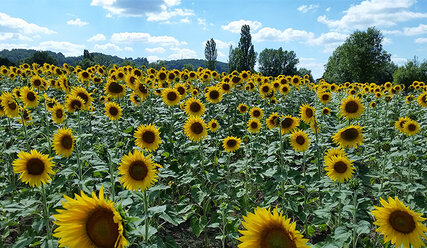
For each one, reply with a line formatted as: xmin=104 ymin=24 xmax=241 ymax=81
xmin=111 ymin=32 xmax=186 ymax=46
xmin=299 ymin=57 xmax=325 ymax=79
xmin=318 ymin=0 xmax=427 ymax=31
xmin=94 ymin=43 xmax=124 ymax=52
xmin=36 ymin=41 xmax=84 ymax=56
xmin=403 ymin=24 xmax=427 ymax=36
xmin=0 ymin=43 xmax=30 ymax=50
xmin=0 ymin=12 xmax=55 ymax=35
xmin=217 ymin=51 xmax=226 ymax=59
xmin=0 ymin=32 xmax=32 ymax=41
xmin=168 ymin=47 xmax=197 ymax=60
xmin=213 ymin=39 xmax=234 ymax=49
xmin=415 ymin=37 xmax=427 ymax=43
xmin=124 ymin=46 xmax=133 ymax=51
xmin=326 ymin=7 xmax=331 ymax=12
xmin=145 ymin=47 xmax=166 ymax=53
xmin=146 ymin=8 xmax=194 ymax=22
xmin=87 ymin=33 xmax=106 ymax=42
xmin=306 ymin=31 xmax=348 ymax=53
xmin=297 ymin=4 xmax=319 ymax=13
xmin=221 ymin=19 xmax=262 ymax=33
xmin=67 ymin=18 xmax=88 ymax=26
xmin=383 ymin=37 xmax=392 ymax=45
xmin=91 ymin=0 xmax=164 ymax=17
xmin=164 ymin=0 xmax=181 ymax=7
xmin=180 ymin=17 xmax=190 ymax=23
xmin=391 ymin=55 xmax=407 ymax=65
xmin=253 ymin=27 xmax=314 ymax=42
xmin=147 ymin=55 xmax=160 ymax=62
xmin=197 ymin=18 xmax=208 ymax=30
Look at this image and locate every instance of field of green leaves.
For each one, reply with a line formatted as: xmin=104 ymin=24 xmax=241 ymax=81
xmin=0 ymin=63 xmax=426 ymax=248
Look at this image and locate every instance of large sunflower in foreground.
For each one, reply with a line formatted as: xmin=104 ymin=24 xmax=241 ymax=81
xmin=1 ymin=92 xmax=20 ymax=117
xmin=332 ymin=125 xmax=364 ymax=149
xmin=20 ymin=86 xmax=39 ymax=108
xmin=299 ymin=104 xmax=315 ymax=124
xmin=238 ymin=207 xmax=309 ymax=248
xmin=371 ymin=196 xmax=427 ymax=248
xmin=324 ymin=155 xmax=355 ymax=183
xmin=417 ymin=92 xmax=427 ymax=107
xmin=223 ymin=136 xmax=241 ymax=153
xmin=118 ymin=149 xmax=161 ymax=192
xmin=184 ymin=117 xmax=207 ymax=142
xmin=162 ymin=88 xmax=181 ymax=106
xmin=340 ymin=95 xmax=364 ymax=119
xmin=289 ymin=129 xmax=310 ymax=152
xmin=12 ymin=150 xmax=55 ymax=187
xmin=134 ymin=124 xmax=162 ymax=152
xmin=52 ymin=128 xmax=75 ymax=158
xmin=104 ymin=101 xmax=122 ymax=121
xmin=403 ymin=120 xmax=420 ymax=136
xmin=53 ymin=186 xmax=128 ymax=248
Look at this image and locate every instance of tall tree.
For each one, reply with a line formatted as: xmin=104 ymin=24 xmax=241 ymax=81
xmin=228 ymin=45 xmax=239 ymax=73
xmin=258 ymin=48 xmax=299 ymax=76
xmin=204 ymin=38 xmax=217 ymax=71
xmin=24 ymin=51 xmax=58 ymax=66
xmin=236 ymin=24 xmax=257 ymax=72
xmin=323 ymin=27 xmax=391 ymax=83
xmin=393 ymin=57 xmax=427 ymax=89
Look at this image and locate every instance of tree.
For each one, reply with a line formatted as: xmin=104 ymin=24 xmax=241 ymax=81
xmin=182 ymin=63 xmax=195 ymax=71
xmin=393 ymin=57 xmax=427 ymax=89
xmin=323 ymin=27 xmax=391 ymax=83
xmin=258 ymin=48 xmax=299 ymax=76
xmin=297 ymin=68 xmax=314 ymax=82
xmin=236 ymin=25 xmax=257 ymax=72
xmin=24 ymin=51 xmax=58 ymax=66
xmin=0 ymin=56 xmax=15 ymax=66
xmin=204 ymin=38 xmax=217 ymax=71
xmin=228 ymin=45 xmax=239 ymax=73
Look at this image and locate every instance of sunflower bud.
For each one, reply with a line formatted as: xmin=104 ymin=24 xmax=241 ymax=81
xmin=381 ymin=142 xmax=391 ymax=152
xmin=348 ymin=178 xmax=361 ymax=190
xmin=408 ymin=154 xmax=417 ymax=162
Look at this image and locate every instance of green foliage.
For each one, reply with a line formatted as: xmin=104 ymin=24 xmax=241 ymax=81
xmin=182 ymin=63 xmax=195 ymax=71
xmin=297 ymin=68 xmax=314 ymax=82
xmin=204 ymin=38 xmax=217 ymax=71
xmin=393 ymin=58 xmax=427 ymax=89
xmin=24 ymin=51 xmax=58 ymax=66
xmin=258 ymin=48 xmax=299 ymax=77
xmin=0 ymin=56 xmax=15 ymax=67
xmin=229 ymin=25 xmax=257 ymax=72
xmin=323 ymin=27 xmax=393 ymax=84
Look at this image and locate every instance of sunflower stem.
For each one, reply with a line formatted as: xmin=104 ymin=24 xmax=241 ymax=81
xmin=108 ymin=150 xmax=116 ymax=202
xmin=351 ymin=188 xmax=358 ymax=248
xmin=143 ymin=190 xmax=150 ymax=242
xmin=302 ymin=150 xmax=308 ymax=234
xmin=41 ymin=183 xmax=51 ymax=240
xmin=337 ymin=182 xmax=342 ymax=227
xmin=21 ymin=111 xmax=29 ymax=151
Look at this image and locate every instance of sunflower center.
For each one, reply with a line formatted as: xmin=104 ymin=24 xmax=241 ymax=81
xmin=399 ymin=120 xmax=407 ymax=128
xmin=56 ymin=109 xmax=63 ymax=118
xmin=209 ymin=90 xmax=219 ymax=100
xmin=86 ymin=207 xmax=119 ymax=248
xmin=323 ymin=109 xmax=329 ymax=114
xmin=296 ymin=136 xmax=305 ymax=145
xmin=26 ymin=158 xmax=45 ymax=175
xmin=388 ymin=210 xmax=416 ymax=234
xmin=159 ymin=73 xmax=167 ymax=80
xmin=345 ymin=101 xmax=359 ymax=113
xmin=108 ymin=82 xmax=123 ymax=94
xmin=322 ymin=94 xmax=329 ymax=101
xmin=341 ymin=128 xmax=358 ymax=141
xmin=281 ymin=118 xmax=293 ymax=128
xmin=262 ymin=86 xmax=269 ymax=92
xmin=240 ymin=106 xmax=247 ymax=112
xmin=71 ymin=100 xmax=82 ymax=110
xmin=142 ymin=131 xmax=155 ymax=144
xmin=77 ymin=93 xmax=89 ymax=104
xmin=422 ymin=95 xmax=426 ymax=103
xmin=270 ymin=116 xmax=278 ymax=125
xmin=226 ymin=139 xmax=237 ymax=147
xmin=190 ymin=102 xmax=201 ymax=113
xmin=129 ymin=160 xmax=148 ymax=181
xmin=253 ymin=110 xmax=261 ymax=117
xmin=222 ymin=84 xmax=230 ymax=91
xmin=33 ymin=79 xmax=41 ymax=86
xmin=211 ymin=122 xmax=217 ymax=128
xmin=305 ymin=108 xmax=313 ymax=118
xmin=8 ymin=101 xmax=17 ymax=110
xmin=167 ymin=92 xmax=177 ymax=101
xmin=191 ymin=122 xmax=204 ymax=135
xmin=60 ymin=135 xmax=73 ymax=150
xmin=82 ymin=72 xmax=89 ymax=78
xmin=333 ymin=161 xmax=348 ymax=173
xmin=281 ymin=86 xmax=289 ymax=93
xmin=177 ymin=86 xmax=185 ymax=95
xmin=251 ymin=122 xmax=258 ymax=129
xmin=27 ymin=92 xmax=36 ymax=101
xmin=109 ymin=107 xmax=119 ymax=116
xmin=261 ymin=227 xmax=296 ymax=248
xmin=139 ymin=84 xmax=148 ymax=94
xmin=407 ymin=124 xmax=416 ymax=132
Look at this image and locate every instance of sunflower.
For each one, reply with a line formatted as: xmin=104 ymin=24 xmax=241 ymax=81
xmin=65 ymin=95 xmax=85 ymax=113
xmin=129 ymin=93 xmax=141 ymax=106
xmin=340 ymin=95 xmax=364 ymax=119
xmin=184 ymin=98 xmax=205 ymax=117
xmin=403 ymin=120 xmax=420 ymax=136
xmin=12 ymin=150 xmax=55 ymax=187
xmin=30 ymin=75 xmax=45 ymax=90
xmin=371 ymin=196 xmax=427 ymax=248
xmin=395 ymin=117 xmax=411 ymax=133
xmin=238 ymin=103 xmax=249 ymax=114
xmin=222 ymin=136 xmax=241 ymax=153
xmin=18 ymin=107 xmax=33 ymax=125
xmin=332 ymin=125 xmax=364 ymax=149
xmin=53 ymin=186 xmax=128 ymax=248
xmin=52 ymin=104 xmax=66 ymax=124
xmin=52 ymin=128 xmax=75 ymax=157
xmin=318 ymin=91 xmax=332 ymax=104
xmin=134 ymin=81 xmax=150 ymax=101
xmin=1 ymin=92 xmax=20 ymax=117
xmin=20 ymin=86 xmax=39 ymax=108
xmin=104 ymin=80 xmax=126 ymax=99
xmin=250 ymin=107 xmax=264 ymax=119
xmin=118 ymin=149 xmax=161 ymax=192
xmin=417 ymin=92 xmax=427 ymax=107
xmin=134 ymin=124 xmax=162 ymax=152
xmin=238 ymin=207 xmax=309 ymax=248
xmin=299 ymin=104 xmax=315 ymax=124
xmin=162 ymin=88 xmax=181 ymax=106
xmin=280 ymin=84 xmax=290 ymax=95
xmin=184 ymin=117 xmax=208 ymax=142
xmin=324 ymin=147 xmax=347 ymax=161
xmin=247 ymin=118 xmax=261 ymax=133
xmin=266 ymin=112 xmax=279 ymax=129
xmin=104 ymin=101 xmax=122 ymax=121
xmin=322 ymin=107 xmax=331 ymax=115
xmin=219 ymin=82 xmax=232 ymax=93
xmin=208 ymin=119 xmax=219 ymax=132
xmin=205 ymin=86 xmax=222 ymax=104
xmin=44 ymin=95 xmax=59 ymax=111
xmin=289 ymin=129 xmax=310 ymax=152
xmin=369 ymin=101 xmax=376 ymax=108
xmin=324 ymin=155 xmax=355 ymax=183
xmin=279 ymin=115 xmax=299 ymax=135
xmin=71 ymin=86 xmax=93 ymax=109
xmin=259 ymin=83 xmax=273 ymax=98
xmin=174 ymin=83 xmax=187 ymax=97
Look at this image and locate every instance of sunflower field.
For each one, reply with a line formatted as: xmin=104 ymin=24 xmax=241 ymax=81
xmin=0 ymin=63 xmax=426 ymax=248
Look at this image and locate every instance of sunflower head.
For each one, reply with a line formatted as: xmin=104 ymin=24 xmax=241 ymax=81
xmin=289 ymin=129 xmax=310 ymax=152
xmin=51 ymin=104 xmax=66 ymax=124
xmin=318 ymin=91 xmax=332 ymax=104
xmin=52 ymin=128 xmax=75 ymax=157
xmin=322 ymin=107 xmax=331 ymax=115
xmin=371 ymin=196 xmax=427 ymax=248
xmin=403 ymin=120 xmax=420 ymax=136
xmin=104 ymin=80 xmax=126 ymax=99
xmin=65 ymin=95 xmax=85 ymax=113
xmin=134 ymin=124 xmax=162 ymax=152
xmin=324 ymin=155 xmax=355 ymax=183
xmin=162 ymin=88 xmax=181 ymax=106
xmin=299 ymin=104 xmax=315 ymax=124
xmin=395 ymin=116 xmax=411 ymax=133
xmin=266 ymin=112 xmax=279 ymax=130
xmin=104 ymin=101 xmax=122 ymax=121
xmin=324 ymin=147 xmax=347 ymax=161
xmin=13 ymin=150 xmax=55 ymax=187
xmin=20 ymin=86 xmax=39 ymax=108
xmin=205 ymin=86 xmax=222 ymax=104
xmin=222 ymin=136 xmax=241 ymax=153
xmin=208 ymin=119 xmax=219 ymax=132
xmin=417 ymin=92 xmax=427 ymax=107
xmin=238 ymin=103 xmax=249 ymax=114
xmin=247 ymin=118 xmax=261 ymax=133
xmin=340 ymin=95 xmax=365 ymax=119
xmin=250 ymin=107 xmax=264 ymax=119
xmin=332 ymin=125 xmax=364 ymax=149
xmin=185 ymin=98 xmax=205 ymax=117
xmin=184 ymin=117 xmax=208 ymax=142
xmin=279 ymin=115 xmax=299 ymax=135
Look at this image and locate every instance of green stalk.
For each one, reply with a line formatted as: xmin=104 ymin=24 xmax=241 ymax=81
xmin=351 ymin=189 xmax=358 ymax=248
xmin=337 ymin=182 xmax=342 ymax=227
xmin=41 ymin=183 xmax=51 ymax=240
xmin=108 ymin=151 xmax=116 ymax=202
xmin=143 ymin=190 xmax=150 ymax=242
xmin=20 ymin=111 xmax=29 ymax=150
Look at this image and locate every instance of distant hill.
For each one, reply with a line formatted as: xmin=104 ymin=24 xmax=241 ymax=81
xmin=0 ymin=49 xmax=228 ymax=72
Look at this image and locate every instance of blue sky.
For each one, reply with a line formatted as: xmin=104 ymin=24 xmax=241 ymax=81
xmin=1 ymin=0 xmax=426 ymax=78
